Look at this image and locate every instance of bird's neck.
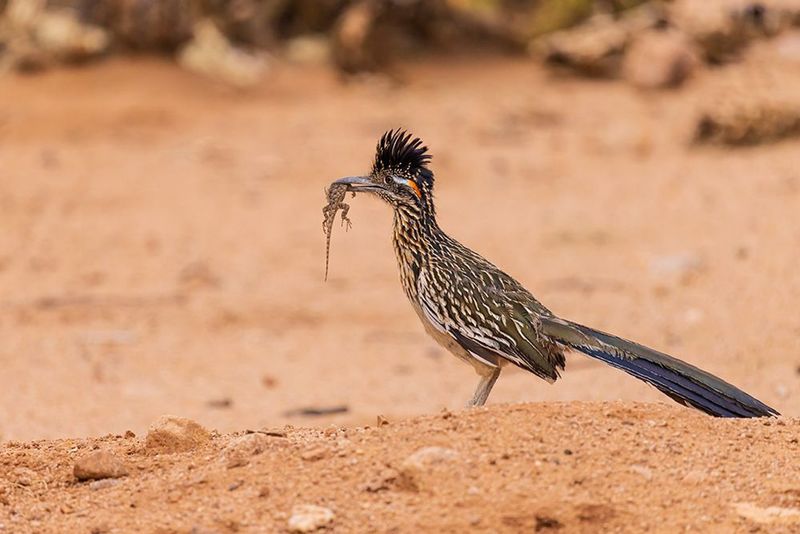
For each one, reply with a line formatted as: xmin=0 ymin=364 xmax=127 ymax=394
xmin=391 ymin=204 xmax=442 ymax=297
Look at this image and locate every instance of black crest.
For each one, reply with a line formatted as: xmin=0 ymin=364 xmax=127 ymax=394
xmin=373 ymin=129 xmax=434 ymax=188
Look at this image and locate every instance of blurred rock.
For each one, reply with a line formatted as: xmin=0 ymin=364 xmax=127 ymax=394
xmin=774 ymin=31 xmax=800 ymax=64
xmin=205 ymin=0 xmax=287 ymax=48
xmin=285 ymin=34 xmax=331 ymax=65
xmin=288 ymin=504 xmax=335 ymax=532
xmin=89 ymin=0 xmax=195 ymax=50
xmin=533 ymin=14 xmax=629 ymax=78
xmin=532 ymin=6 xmax=665 ymax=78
xmin=649 ymin=253 xmax=704 ymax=283
xmin=178 ymin=19 xmax=267 ymax=87
xmin=206 ymin=397 xmax=232 ymax=409
xmin=73 ymin=451 xmax=128 ymax=481
xmin=330 ymin=0 xmax=524 ymax=74
xmin=623 ymin=29 xmax=698 ymax=89
xmin=33 ymin=9 xmax=108 ymax=59
xmin=331 ymin=0 xmax=379 ymax=73
xmin=669 ymin=0 xmax=786 ymax=63
xmin=0 ymin=0 xmax=108 ymax=72
xmin=179 ymin=261 xmax=221 ymax=290
xmin=694 ymin=95 xmax=800 ymax=146
xmin=145 ymin=415 xmax=211 ymax=454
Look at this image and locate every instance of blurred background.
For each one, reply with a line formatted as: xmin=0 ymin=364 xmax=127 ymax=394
xmin=0 ymin=0 xmax=798 ymax=441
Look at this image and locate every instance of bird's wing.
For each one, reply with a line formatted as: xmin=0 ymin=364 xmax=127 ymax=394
xmin=417 ymin=271 xmax=565 ymax=380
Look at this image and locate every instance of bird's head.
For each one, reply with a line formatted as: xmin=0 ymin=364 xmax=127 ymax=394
xmin=335 ymin=129 xmax=434 ymax=215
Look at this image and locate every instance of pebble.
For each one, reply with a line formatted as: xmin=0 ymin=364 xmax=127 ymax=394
xmin=630 ymin=464 xmax=653 ymax=480
xmin=649 ymin=252 xmax=704 ymax=282
xmin=287 ymin=504 xmax=335 ymax=532
xmin=682 ymin=469 xmax=707 ymax=484
xmin=403 ymin=446 xmax=459 ymax=468
xmin=300 ymin=446 xmax=329 ymax=462
xmin=145 ymin=415 xmax=211 ymax=454
xmin=361 ymin=468 xmax=399 ymax=492
xmin=73 ymin=451 xmax=128 ymax=481
xmin=398 ymin=446 xmax=460 ymax=491
xmin=734 ymin=502 xmax=800 ymax=524
xmin=89 ymin=479 xmax=119 ymax=491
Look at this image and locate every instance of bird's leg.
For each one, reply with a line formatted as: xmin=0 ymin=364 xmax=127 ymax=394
xmin=466 ymin=367 xmax=501 ymax=408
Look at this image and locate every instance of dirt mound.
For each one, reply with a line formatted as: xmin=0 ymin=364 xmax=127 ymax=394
xmin=1 ymin=403 xmax=798 ymax=533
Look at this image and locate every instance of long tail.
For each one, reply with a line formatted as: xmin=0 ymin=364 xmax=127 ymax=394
xmin=540 ymin=317 xmax=779 ymax=418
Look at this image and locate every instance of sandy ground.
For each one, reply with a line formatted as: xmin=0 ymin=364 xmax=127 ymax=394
xmin=0 ymin=53 xmax=799 ymax=532
xmin=2 ymin=403 xmax=800 ymax=533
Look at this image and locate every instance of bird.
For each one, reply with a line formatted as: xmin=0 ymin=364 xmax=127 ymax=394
xmin=332 ymin=129 xmax=778 ymax=418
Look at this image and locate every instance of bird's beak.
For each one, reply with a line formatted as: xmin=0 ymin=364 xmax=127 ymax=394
xmin=334 ymin=175 xmax=379 ymax=192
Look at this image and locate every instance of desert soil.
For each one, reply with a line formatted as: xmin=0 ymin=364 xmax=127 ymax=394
xmin=0 ymin=54 xmax=798 ymax=533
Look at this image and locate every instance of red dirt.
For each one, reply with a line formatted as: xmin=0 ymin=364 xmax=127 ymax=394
xmin=0 ymin=55 xmax=799 ymax=532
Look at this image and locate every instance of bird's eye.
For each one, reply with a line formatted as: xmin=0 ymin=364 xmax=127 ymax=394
xmin=384 ymin=175 xmax=394 ymax=185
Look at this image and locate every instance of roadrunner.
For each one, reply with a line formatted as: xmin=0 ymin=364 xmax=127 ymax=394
xmin=333 ymin=129 xmax=778 ymax=418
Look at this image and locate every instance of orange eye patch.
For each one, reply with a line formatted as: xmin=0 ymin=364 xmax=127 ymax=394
xmin=406 ymin=179 xmax=422 ymax=198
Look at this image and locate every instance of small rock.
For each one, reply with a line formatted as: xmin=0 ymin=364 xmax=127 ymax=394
xmin=287 ymin=504 xmax=335 ymax=532
xmin=535 ymin=515 xmax=563 ymax=531
xmin=649 ymin=252 xmax=704 ymax=283
xmin=734 ymin=502 xmax=800 ymax=524
xmin=222 ymin=433 xmax=274 ymax=468
xmin=301 ymin=446 xmax=329 ymax=462
xmin=73 ymin=451 xmax=128 ymax=481
xmin=623 ymin=30 xmax=698 ymax=89
xmin=376 ymin=415 xmax=389 ymax=427
xmin=630 ymin=464 xmax=653 ymax=480
xmin=398 ymin=446 xmax=459 ymax=491
xmin=145 ymin=415 xmax=211 ymax=454
xmin=12 ymin=467 xmax=36 ymax=486
xmin=261 ymin=374 xmax=278 ymax=389
xmin=206 ymin=398 xmax=232 ymax=409
xmin=361 ymin=468 xmax=398 ymax=492
xmin=403 ymin=446 xmax=459 ymax=468
xmin=89 ymin=479 xmax=119 ymax=491
xmin=682 ymin=469 xmax=707 ymax=484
